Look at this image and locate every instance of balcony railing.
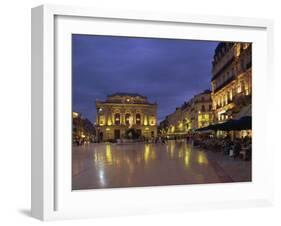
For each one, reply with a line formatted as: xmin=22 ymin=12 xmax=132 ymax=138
xmin=213 ymin=76 xmax=235 ymax=93
xmin=212 ymin=56 xmax=235 ymax=81
xmin=194 ymin=99 xmax=212 ymax=104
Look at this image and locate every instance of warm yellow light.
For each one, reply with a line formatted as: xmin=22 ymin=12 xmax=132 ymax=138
xmin=184 ymin=151 xmax=190 ymax=168
xmin=235 ymin=44 xmax=241 ymax=57
xmin=72 ymin=112 xmax=79 ymax=118
xmin=144 ymin=144 xmax=150 ymax=162
xmin=144 ymin=116 xmax=148 ymax=126
xmin=106 ymin=127 xmax=110 ymax=131
xmin=178 ymin=122 xmax=183 ymax=130
xmin=198 ymin=152 xmax=208 ymax=164
xmin=178 ymin=149 xmax=183 ymax=158
xmin=237 ymin=85 xmax=242 ymax=93
xmin=106 ymin=144 xmax=112 ymax=164
xmin=245 ymin=84 xmax=249 ymax=95
xmin=99 ymin=115 xmax=105 ymax=126
xmin=151 ymin=149 xmax=156 ymax=160
xmin=145 ymin=127 xmax=149 ymax=130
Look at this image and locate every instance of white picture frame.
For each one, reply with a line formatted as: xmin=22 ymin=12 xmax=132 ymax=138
xmin=31 ymin=4 xmax=274 ymax=221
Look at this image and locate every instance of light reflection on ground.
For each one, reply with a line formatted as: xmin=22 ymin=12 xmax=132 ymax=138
xmin=72 ymin=140 xmax=251 ymax=190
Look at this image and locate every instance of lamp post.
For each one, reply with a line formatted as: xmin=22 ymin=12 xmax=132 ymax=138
xmin=96 ymin=107 xmax=103 ymax=142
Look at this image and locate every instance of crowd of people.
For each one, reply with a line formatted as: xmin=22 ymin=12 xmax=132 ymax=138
xmin=188 ymin=133 xmax=252 ymax=161
xmin=73 ymin=130 xmax=252 ymax=161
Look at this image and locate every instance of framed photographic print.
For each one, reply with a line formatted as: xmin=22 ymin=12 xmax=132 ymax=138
xmin=31 ymin=4 xmax=274 ymax=221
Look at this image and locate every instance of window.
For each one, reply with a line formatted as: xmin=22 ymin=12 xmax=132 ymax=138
xmin=213 ymin=82 xmax=216 ymax=90
xmin=241 ymin=81 xmax=245 ymax=93
xmin=229 ymin=90 xmax=233 ymax=101
xmin=99 ymin=115 xmax=105 ymax=126
xmin=125 ymin=113 xmax=131 ymax=125
xmin=237 ymin=84 xmax=241 ymax=93
xmin=114 ymin=113 xmax=120 ymax=125
xmin=222 ymin=74 xmax=226 ymax=83
xmin=136 ymin=113 xmax=141 ymax=125
xmin=201 ymin=105 xmax=205 ymax=112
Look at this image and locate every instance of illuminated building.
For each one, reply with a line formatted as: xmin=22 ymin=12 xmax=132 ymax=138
xmin=211 ymin=42 xmax=252 ymax=122
xmin=187 ymin=90 xmax=213 ymax=130
xmin=72 ymin=111 xmax=80 ymax=119
xmin=166 ymin=107 xmax=184 ymax=135
xmin=160 ymin=90 xmax=213 ymax=136
xmin=72 ymin=111 xmax=95 ymax=142
xmin=95 ymin=93 xmax=157 ymax=141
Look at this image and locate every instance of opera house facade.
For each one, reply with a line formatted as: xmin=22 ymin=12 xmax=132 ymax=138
xmin=95 ymin=93 xmax=157 ymax=141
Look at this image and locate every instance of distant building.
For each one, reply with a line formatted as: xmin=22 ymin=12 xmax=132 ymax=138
xmin=159 ymin=90 xmax=213 ymax=136
xmin=166 ymin=107 xmax=184 ymax=135
xmin=184 ymin=90 xmax=213 ymax=130
xmin=211 ymin=42 xmax=252 ymax=122
xmin=72 ymin=111 xmax=95 ymax=142
xmin=95 ymin=93 xmax=157 ymax=141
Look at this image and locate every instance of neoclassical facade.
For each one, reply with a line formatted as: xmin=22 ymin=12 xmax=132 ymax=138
xmin=95 ymin=93 xmax=157 ymax=141
xmin=211 ymin=42 xmax=252 ymax=123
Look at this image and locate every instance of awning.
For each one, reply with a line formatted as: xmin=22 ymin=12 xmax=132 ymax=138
xmin=196 ymin=116 xmax=252 ymax=132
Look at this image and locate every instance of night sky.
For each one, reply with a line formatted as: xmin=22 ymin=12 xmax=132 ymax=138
xmin=72 ymin=34 xmax=219 ymax=123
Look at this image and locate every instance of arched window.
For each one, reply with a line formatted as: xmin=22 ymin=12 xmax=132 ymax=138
xmin=136 ymin=113 xmax=141 ymax=125
xmin=201 ymin=105 xmax=205 ymax=112
xmin=125 ymin=113 xmax=131 ymax=125
xmin=114 ymin=113 xmax=120 ymax=125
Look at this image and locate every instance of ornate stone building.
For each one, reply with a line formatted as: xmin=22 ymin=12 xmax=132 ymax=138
xmin=159 ymin=90 xmax=213 ymax=136
xmin=72 ymin=111 xmax=95 ymax=143
xmin=211 ymin=42 xmax=252 ymax=123
xmin=186 ymin=90 xmax=213 ymax=130
xmin=95 ymin=93 xmax=157 ymax=141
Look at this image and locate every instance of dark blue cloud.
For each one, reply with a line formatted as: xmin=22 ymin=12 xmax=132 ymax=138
xmin=72 ymin=34 xmax=219 ymax=122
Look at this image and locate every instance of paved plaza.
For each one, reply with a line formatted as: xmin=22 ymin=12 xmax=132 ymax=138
xmin=72 ymin=140 xmax=251 ymax=190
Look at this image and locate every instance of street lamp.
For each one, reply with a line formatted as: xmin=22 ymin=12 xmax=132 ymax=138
xmin=96 ymin=107 xmax=103 ymax=142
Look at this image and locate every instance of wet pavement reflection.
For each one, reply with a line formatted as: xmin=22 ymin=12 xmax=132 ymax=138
xmin=72 ymin=140 xmax=251 ymax=190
